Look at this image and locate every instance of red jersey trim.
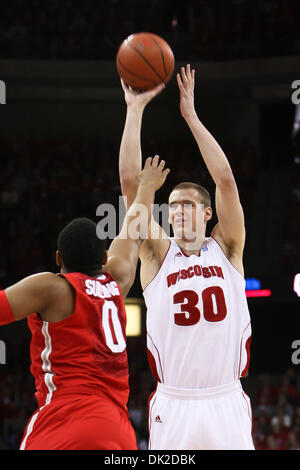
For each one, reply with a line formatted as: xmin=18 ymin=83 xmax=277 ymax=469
xmin=0 ymin=290 xmax=16 ymax=326
xmin=241 ymin=336 xmax=252 ymax=378
xmin=210 ymin=236 xmax=245 ymax=281
xmin=179 ymin=246 xmax=201 ymax=258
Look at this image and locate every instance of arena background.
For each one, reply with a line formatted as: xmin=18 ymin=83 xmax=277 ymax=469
xmin=0 ymin=0 xmax=299 ymax=450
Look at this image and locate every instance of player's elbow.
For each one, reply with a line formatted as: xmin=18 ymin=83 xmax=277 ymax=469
xmin=217 ymin=169 xmax=236 ymax=188
xmin=120 ymin=178 xmax=138 ymax=209
xmin=120 ymin=264 xmax=137 ymax=298
xmin=119 ymin=169 xmax=137 ymax=189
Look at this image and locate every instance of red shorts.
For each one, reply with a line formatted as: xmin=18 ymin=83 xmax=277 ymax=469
xmin=20 ymin=394 xmax=137 ymax=450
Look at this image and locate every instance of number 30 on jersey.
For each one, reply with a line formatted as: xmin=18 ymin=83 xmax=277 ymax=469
xmin=173 ymin=287 xmax=227 ymax=326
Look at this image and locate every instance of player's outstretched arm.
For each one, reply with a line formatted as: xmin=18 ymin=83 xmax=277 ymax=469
xmin=1 ymin=272 xmax=72 ymax=325
xmin=177 ymin=65 xmax=245 ymax=262
xmin=119 ymin=79 xmax=170 ymax=276
xmin=105 ymin=156 xmax=170 ymax=297
xmin=119 ymin=79 xmax=165 ymax=209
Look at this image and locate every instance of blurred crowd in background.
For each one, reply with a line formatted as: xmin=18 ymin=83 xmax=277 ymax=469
xmin=251 ymin=368 xmax=300 ymax=450
xmin=0 ymin=0 xmax=299 ymax=61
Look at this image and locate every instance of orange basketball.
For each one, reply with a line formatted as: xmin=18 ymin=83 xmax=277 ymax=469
xmin=116 ymin=32 xmax=175 ymax=92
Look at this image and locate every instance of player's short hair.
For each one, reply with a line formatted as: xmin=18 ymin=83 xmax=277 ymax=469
xmin=170 ymin=182 xmax=211 ymax=208
xmin=57 ymin=218 xmax=106 ymax=274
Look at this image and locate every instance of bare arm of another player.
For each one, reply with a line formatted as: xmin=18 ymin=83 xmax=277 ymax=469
xmin=2 ymin=272 xmax=74 ymax=324
xmin=119 ymin=80 xmax=170 ymax=269
xmin=177 ymin=65 xmax=245 ymax=271
xmin=119 ymin=79 xmax=165 ymax=209
xmin=105 ymin=156 xmax=170 ymax=298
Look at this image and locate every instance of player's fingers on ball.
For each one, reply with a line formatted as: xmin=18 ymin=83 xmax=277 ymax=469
xmin=120 ymin=78 xmax=127 ymax=91
xmin=155 ymin=83 xmax=165 ymax=93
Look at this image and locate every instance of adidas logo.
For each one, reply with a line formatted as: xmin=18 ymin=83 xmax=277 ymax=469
xmin=155 ymin=415 xmax=162 ymax=423
xmin=175 ymin=252 xmax=182 ymax=257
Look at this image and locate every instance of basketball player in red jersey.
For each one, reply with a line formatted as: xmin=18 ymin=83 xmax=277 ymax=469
xmin=0 ymin=157 xmax=169 ymax=450
xmin=119 ymin=65 xmax=255 ymax=450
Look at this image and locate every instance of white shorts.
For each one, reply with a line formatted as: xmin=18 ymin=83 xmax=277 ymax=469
xmin=148 ymin=380 xmax=255 ymax=450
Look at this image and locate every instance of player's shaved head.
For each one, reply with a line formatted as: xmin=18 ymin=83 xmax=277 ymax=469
xmin=170 ymin=182 xmax=211 ymax=208
xmin=57 ymin=218 xmax=106 ymax=275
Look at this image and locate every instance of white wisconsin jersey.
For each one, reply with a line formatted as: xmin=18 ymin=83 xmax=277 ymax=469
xmin=143 ymin=237 xmax=252 ymax=389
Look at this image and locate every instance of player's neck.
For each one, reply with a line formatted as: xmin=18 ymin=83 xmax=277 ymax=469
xmin=61 ymin=268 xmax=103 ymax=278
xmin=174 ymin=237 xmax=205 ymax=257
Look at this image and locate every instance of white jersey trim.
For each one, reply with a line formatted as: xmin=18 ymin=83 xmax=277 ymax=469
xmin=41 ymin=321 xmax=57 ymax=404
xmin=20 ymin=321 xmax=56 ymax=450
xmin=20 ymin=409 xmax=40 ymax=450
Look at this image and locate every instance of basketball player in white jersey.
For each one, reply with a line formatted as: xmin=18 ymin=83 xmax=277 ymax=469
xmin=119 ymin=65 xmax=255 ymax=450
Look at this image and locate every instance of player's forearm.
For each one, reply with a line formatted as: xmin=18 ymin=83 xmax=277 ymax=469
xmin=119 ymin=106 xmax=144 ymax=204
xmin=127 ymin=181 xmax=155 ymax=225
xmin=184 ymin=111 xmax=234 ymax=185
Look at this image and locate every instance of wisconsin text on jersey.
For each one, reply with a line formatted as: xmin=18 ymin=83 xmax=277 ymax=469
xmin=167 ymin=265 xmax=224 ymax=287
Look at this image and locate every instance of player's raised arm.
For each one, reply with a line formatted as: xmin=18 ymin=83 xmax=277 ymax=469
xmin=105 ymin=156 xmax=169 ymax=297
xmin=119 ymin=79 xmax=165 ymax=209
xmin=177 ymin=64 xmax=245 ymax=261
xmin=119 ymin=79 xmax=170 ymax=270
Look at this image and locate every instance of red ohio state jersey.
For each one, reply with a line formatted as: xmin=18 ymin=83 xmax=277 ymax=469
xmin=28 ymin=272 xmax=130 ymax=413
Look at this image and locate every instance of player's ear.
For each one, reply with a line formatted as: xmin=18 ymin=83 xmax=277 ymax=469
xmin=204 ymin=207 xmax=213 ymax=222
xmin=102 ymin=250 xmax=108 ymax=267
xmin=168 ymin=200 xmax=172 ymax=225
xmin=56 ymin=250 xmax=61 ymax=267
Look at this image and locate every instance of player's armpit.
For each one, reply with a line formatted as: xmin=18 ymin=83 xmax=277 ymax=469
xmin=211 ymin=178 xmax=245 ymax=257
xmin=105 ymin=237 xmax=141 ymax=298
xmin=137 ymin=219 xmax=170 ymax=290
xmin=147 ymin=218 xmax=170 ymax=265
xmin=120 ymin=177 xmax=139 ymax=211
